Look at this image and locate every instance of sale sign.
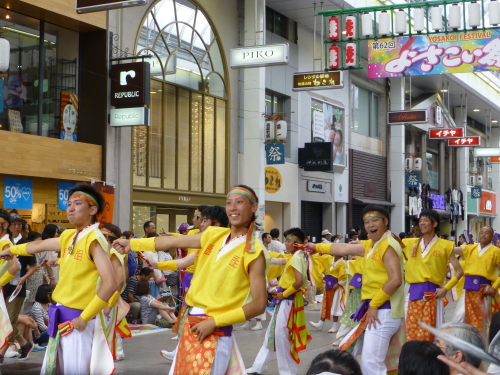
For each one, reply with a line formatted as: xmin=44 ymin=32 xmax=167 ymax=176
xmin=447 ymin=136 xmax=481 ymax=147
xmin=429 ymin=128 xmax=465 ymax=139
xmin=368 ymin=30 xmax=500 ymax=78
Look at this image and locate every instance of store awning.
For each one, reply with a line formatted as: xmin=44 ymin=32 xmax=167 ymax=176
xmin=352 ymin=197 xmax=395 ymax=207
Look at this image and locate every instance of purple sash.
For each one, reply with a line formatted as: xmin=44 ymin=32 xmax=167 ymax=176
xmin=351 ymin=299 xmax=391 ymax=322
xmin=349 ymin=273 xmax=362 ymax=288
xmin=188 ymin=311 xmax=233 ymax=336
xmin=182 ymin=272 xmax=194 ymax=289
xmin=325 ymin=275 xmax=338 ymax=290
xmin=409 ymin=281 xmax=439 ymax=301
xmin=47 ymin=304 xmax=82 ymax=338
xmin=464 ymin=275 xmax=491 ymax=291
xmin=272 ymin=287 xmax=296 ymax=305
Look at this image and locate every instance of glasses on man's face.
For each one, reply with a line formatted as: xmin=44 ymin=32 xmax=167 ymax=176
xmin=434 ymin=340 xmax=448 ymax=351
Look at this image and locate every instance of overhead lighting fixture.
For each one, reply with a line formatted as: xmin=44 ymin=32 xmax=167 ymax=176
xmin=474 ymin=148 xmax=500 ymax=157
xmin=5 ymin=14 xmax=9 ymax=20
xmin=473 ymin=109 xmax=480 ymax=111
xmin=441 ymin=89 xmax=448 ymax=92
xmin=493 ymin=120 xmax=498 ymax=123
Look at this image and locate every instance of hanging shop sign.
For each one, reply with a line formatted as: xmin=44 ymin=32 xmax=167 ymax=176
xmin=110 ymin=107 xmax=150 ymax=127
xmin=3 ymin=178 xmax=32 ymax=210
xmin=491 ymin=157 xmax=500 ymax=163
xmin=368 ymin=30 xmax=500 ymax=79
xmin=428 ymin=127 xmax=465 ymax=140
xmin=387 ymin=110 xmax=428 ymax=125
xmin=292 ymin=71 xmax=343 ymax=91
xmin=303 ymin=142 xmax=333 ymax=172
xmin=265 ymin=167 xmax=282 ymax=194
xmin=110 ymin=62 xmax=150 ymax=107
xmin=265 ymin=143 xmax=285 ymax=165
xmin=447 ymin=136 xmax=481 ymax=147
xmin=57 ymin=182 xmax=75 ymax=211
xmin=77 ymin=0 xmax=148 ymax=14
xmin=471 ymin=187 xmax=482 ymax=199
xmin=430 ymin=194 xmax=446 ymax=210
xmin=405 ymin=173 xmax=420 ymax=188
xmin=479 ymin=190 xmax=496 ymax=214
xmin=230 ymin=43 xmax=289 ymax=69
xmin=307 ymin=180 xmax=327 ymax=193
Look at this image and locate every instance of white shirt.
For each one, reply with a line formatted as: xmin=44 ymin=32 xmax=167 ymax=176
xmin=14 ymin=234 xmax=22 ymax=244
xmin=321 ymin=238 xmax=332 ymax=244
xmin=268 ymin=239 xmax=285 ymax=254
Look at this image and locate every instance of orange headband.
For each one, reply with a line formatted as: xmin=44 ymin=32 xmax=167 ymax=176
xmin=362 ymin=211 xmax=387 ymax=220
xmin=71 ymin=191 xmax=99 ymax=209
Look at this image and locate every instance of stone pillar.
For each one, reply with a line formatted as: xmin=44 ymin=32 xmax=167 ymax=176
xmin=389 ymin=78 xmax=405 ymax=234
xmin=439 ymin=141 xmax=446 ymax=195
xmin=454 ymin=107 xmax=469 ymax=236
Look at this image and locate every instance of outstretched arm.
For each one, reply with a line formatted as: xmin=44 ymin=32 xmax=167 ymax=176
xmin=113 ymin=233 xmax=203 ymax=254
xmin=1 ymin=238 xmax=60 ymax=258
xmin=306 ymin=242 xmax=365 ymax=257
xmin=147 ymin=251 xmax=197 ymax=271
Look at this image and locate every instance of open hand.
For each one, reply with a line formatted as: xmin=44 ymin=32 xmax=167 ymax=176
xmin=366 ymin=306 xmax=381 ymax=330
xmin=191 ymin=318 xmax=216 ymax=343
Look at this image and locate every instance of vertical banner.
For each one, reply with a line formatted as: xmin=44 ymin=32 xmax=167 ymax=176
xmin=60 ymin=92 xmax=79 ymax=141
xmin=3 ymin=178 xmax=33 ymax=209
xmin=57 ymin=182 xmax=76 ymax=210
xmin=93 ymin=182 xmax=115 ymax=224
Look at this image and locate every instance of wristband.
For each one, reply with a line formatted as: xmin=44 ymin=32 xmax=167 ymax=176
xmin=130 ymin=238 xmax=156 ymax=253
xmin=369 ymin=289 xmax=391 ymax=308
xmin=158 ymin=260 xmax=178 ymax=271
xmin=0 ymin=271 xmax=15 ymax=287
xmin=213 ymin=307 xmax=246 ymax=327
xmin=81 ymin=295 xmax=108 ymax=321
xmin=9 ymin=244 xmax=31 ymax=256
xmin=493 ymin=277 xmax=500 ymax=290
xmin=108 ymin=291 xmax=121 ymax=307
xmin=283 ymin=286 xmax=298 ymax=298
xmin=444 ymin=276 xmax=460 ymax=291
xmin=316 ymin=243 xmax=332 ymax=254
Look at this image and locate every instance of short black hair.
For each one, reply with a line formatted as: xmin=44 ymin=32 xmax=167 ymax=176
xmin=361 ymin=204 xmax=391 ymax=227
xmin=197 ymin=205 xmax=209 ymax=215
xmin=348 ymin=231 xmax=358 ymax=239
xmin=270 ymin=228 xmax=280 ymax=238
xmin=306 ymin=349 xmax=362 ymax=375
xmin=35 ymin=284 xmax=53 ymax=304
xmin=27 ymin=231 xmax=42 ymax=242
xmin=102 ymin=223 xmax=122 ymax=239
xmin=262 ymin=232 xmax=270 ymax=241
xmin=136 ymin=281 xmax=150 ymax=296
xmin=68 ymin=183 xmax=105 ymax=220
xmin=143 ymin=221 xmax=154 ymax=231
xmin=283 ymin=227 xmax=306 ymax=243
xmin=122 ymin=231 xmax=134 ymax=239
xmin=42 ymin=224 xmax=59 ymax=240
xmin=205 ymin=205 xmax=229 ymax=227
xmin=419 ymin=209 xmax=440 ymax=233
xmin=399 ymin=232 xmax=406 ymax=239
xmin=358 ymin=230 xmax=368 ymax=241
xmin=451 ymin=230 xmax=456 ymax=236
xmin=398 ymin=340 xmax=449 ymax=375
xmin=139 ymin=267 xmax=154 ymax=276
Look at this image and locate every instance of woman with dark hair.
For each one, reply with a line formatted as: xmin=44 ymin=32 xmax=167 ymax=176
xmin=31 ymin=284 xmax=53 ymax=347
xmin=398 ymin=340 xmax=450 ymax=375
xmin=113 ymin=184 xmax=269 ymax=375
xmin=40 ymin=224 xmax=59 ymax=287
xmin=306 ymin=349 xmax=362 ymax=375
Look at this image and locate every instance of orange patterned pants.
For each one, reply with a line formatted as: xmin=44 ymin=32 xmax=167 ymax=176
xmin=321 ymin=288 xmax=335 ymax=320
xmin=406 ymin=299 xmax=437 ymax=342
xmin=465 ymin=289 xmax=486 ymax=334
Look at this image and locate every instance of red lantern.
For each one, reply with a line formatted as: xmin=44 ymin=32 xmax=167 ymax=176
xmin=329 ymin=16 xmax=339 ymax=41
xmin=329 ymin=45 xmax=340 ymax=69
xmin=345 ymin=15 xmax=356 ymax=39
xmin=345 ymin=43 xmax=357 ymax=67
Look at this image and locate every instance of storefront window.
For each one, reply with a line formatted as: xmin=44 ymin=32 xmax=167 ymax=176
xmin=133 ymin=0 xmax=228 ymax=194
xmin=351 ymin=85 xmax=379 ymax=138
xmin=132 ymin=205 xmax=156 ymax=237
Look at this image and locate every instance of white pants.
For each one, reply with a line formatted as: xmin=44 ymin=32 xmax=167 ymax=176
xmin=409 ymin=196 xmax=418 ymax=216
xmin=335 ymin=323 xmax=353 ymax=342
xmin=168 ymin=336 xmax=232 ymax=375
xmin=355 ymin=309 xmax=401 ymax=375
xmin=451 ymin=293 xmax=466 ymax=323
xmin=249 ymin=300 xmax=297 ymax=375
xmin=41 ymin=320 xmax=96 ymax=375
xmin=331 ymin=286 xmax=344 ymax=317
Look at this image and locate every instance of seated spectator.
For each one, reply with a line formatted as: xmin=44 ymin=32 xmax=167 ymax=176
xmin=435 ymin=323 xmax=485 ymax=375
xmin=399 ymin=340 xmax=449 ymax=375
xmin=121 ymin=267 xmax=155 ymax=323
xmin=306 ymin=349 xmax=362 ymax=375
xmin=136 ymin=281 xmax=177 ymax=325
xmin=31 ymin=284 xmax=52 ymax=347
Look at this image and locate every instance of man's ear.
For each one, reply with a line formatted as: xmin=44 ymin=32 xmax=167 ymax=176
xmin=453 ymin=350 xmax=465 ymax=363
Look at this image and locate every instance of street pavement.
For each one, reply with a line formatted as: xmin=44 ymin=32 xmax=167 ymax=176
xmin=0 ymin=298 xmax=458 ymax=375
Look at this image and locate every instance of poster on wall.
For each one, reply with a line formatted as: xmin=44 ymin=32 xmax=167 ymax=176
xmin=368 ymin=30 xmax=500 ymax=79
xmin=3 ymin=178 xmax=33 ymax=210
xmin=311 ymin=100 xmax=345 ymax=167
xmin=93 ymin=182 xmax=115 ymax=225
xmin=60 ymin=92 xmax=78 ymax=141
xmin=57 ymin=181 xmax=75 ymax=210
xmin=4 ymin=75 xmax=27 ymax=109
xmin=8 ymin=109 xmax=22 ymax=133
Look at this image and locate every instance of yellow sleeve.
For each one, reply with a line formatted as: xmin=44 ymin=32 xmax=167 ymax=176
xmin=0 ymin=271 xmax=15 ymax=287
xmin=170 ymin=233 xmax=182 ymax=237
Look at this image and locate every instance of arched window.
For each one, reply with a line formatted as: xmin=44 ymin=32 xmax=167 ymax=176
xmin=132 ymin=0 xmax=227 ymax=194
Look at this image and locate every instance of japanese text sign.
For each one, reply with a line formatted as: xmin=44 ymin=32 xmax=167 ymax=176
xmin=405 ymin=173 xmax=420 ymax=188
xmin=430 ymin=194 xmax=446 ymax=210
xmin=447 ymin=136 xmax=481 ymax=147
xmin=293 ymin=71 xmax=343 ymax=91
xmin=58 ymin=182 xmax=75 ymax=211
xmin=429 ymin=128 xmax=465 ymax=139
xmin=368 ymin=30 xmax=500 ymax=78
xmin=471 ymin=187 xmax=482 ymax=199
xmin=3 ymin=178 xmax=32 ymax=209
xmin=265 ymin=143 xmax=285 ymax=165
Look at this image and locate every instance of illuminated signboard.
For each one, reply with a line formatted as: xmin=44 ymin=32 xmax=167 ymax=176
xmin=387 ymin=110 xmax=428 ymax=125
xmin=428 ymin=127 xmax=464 ymax=139
xmin=292 ymin=71 xmax=343 ymax=91
xmin=447 ymin=136 xmax=481 ymax=147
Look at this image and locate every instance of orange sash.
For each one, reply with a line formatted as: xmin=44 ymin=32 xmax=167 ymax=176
xmin=321 ymin=288 xmax=335 ymax=320
xmin=465 ymin=288 xmax=488 ymax=333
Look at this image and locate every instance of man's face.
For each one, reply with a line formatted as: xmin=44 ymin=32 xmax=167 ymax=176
xmin=435 ymin=330 xmax=463 ymax=371
xmin=146 ymin=223 xmax=156 ymax=234
xmin=284 ymin=238 xmax=297 ymax=253
xmin=363 ymin=216 xmax=388 ymax=242
xmin=325 ymin=234 xmax=331 ymax=240
xmin=200 ymin=217 xmax=213 ymax=232
xmin=67 ymin=196 xmax=97 ymax=226
xmin=10 ymin=220 xmax=22 ymax=237
xmin=419 ymin=216 xmax=437 ymax=235
xmin=263 ymin=234 xmax=271 ymax=246
xmin=479 ymin=229 xmax=493 ymax=245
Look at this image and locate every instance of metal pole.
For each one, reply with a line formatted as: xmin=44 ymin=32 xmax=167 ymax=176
xmin=313 ymin=2 xmax=316 ymax=70
xmin=37 ymin=20 xmax=45 ymax=136
xmin=320 ymin=2 xmax=324 ymax=69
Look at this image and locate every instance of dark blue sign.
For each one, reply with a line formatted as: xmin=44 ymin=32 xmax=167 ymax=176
xmin=405 ymin=173 xmax=420 ymax=188
xmin=3 ymin=178 xmax=33 ymax=209
xmin=266 ymin=143 xmax=285 ymax=165
xmin=58 ymin=182 xmax=75 ymax=210
xmin=471 ymin=187 xmax=482 ymax=199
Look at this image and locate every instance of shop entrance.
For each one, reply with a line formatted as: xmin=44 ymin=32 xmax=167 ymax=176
xmin=156 ymin=207 xmax=195 ymax=234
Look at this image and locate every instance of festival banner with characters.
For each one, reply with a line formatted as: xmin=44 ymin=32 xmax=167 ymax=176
xmin=368 ymin=30 xmax=500 ymax=78
xmin=60 ymin=92 xmax=78 ymax=141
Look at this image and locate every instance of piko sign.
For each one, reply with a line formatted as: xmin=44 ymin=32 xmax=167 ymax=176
xmin=428 ymin=127 xmax=465 ymax=139
xmin=110 ymin=62 xmax=150 ymax=107
xmin=292 ymin=71 xmax=343 ymax=91
xmin=447 ymin=136 xmax=481 ymax=147
xmin=387 ymin=110 xmax=428 ymax=125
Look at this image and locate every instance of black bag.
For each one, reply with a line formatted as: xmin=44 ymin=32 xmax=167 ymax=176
xmin=165 ymin=271 xmax=179 ymax=287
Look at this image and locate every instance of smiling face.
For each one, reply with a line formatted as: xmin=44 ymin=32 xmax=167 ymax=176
xmin=225 ymin=193 xmax=257 ymax=229
xmin=363 ymin=216 xmax=388 ymax=242
xmin=419 ymin=216 xmax=438 ymax=236
xmin=66 ymin=196 xmax=97 ymax=228
xmin=284 ymin=238 xmax=297 ymax=253
xmin=479 ymin=228 xmax=494 ymax=246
